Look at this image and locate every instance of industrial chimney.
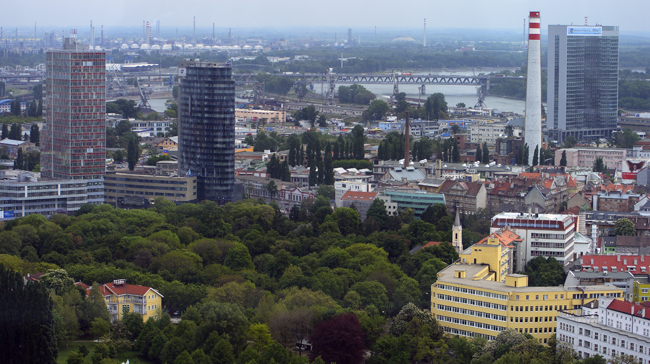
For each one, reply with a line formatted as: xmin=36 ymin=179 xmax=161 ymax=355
xmin=404 ymin=111 xmax=411 ymax=168
xmin=423 ymin=19 xmax=427 ymax=47
xmin=524 ymin=11 xmax=542 ymax=166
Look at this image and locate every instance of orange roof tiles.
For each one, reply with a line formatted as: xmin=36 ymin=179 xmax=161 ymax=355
xmin=341 ymin=191 xmax=378 ymax=200
xmin=476 ymin=229 xmax=522 ymax=249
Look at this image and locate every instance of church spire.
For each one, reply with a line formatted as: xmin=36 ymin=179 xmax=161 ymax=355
xmin=452 ymin=209 xmax=463 ymax=253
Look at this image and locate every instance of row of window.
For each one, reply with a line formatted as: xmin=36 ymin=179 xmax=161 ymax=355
xmin=435 ymin=284 xmax=508 ymax=301
xmin=436 ymin=304 xmax=507 ymax=322
xmin=436 ymin=294 xmax=507 ymax=311
xmin=436 ymin=315 xmax=506 ymax=333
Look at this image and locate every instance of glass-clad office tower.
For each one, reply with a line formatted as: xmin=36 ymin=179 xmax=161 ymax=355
xmin=547 ymin=25 xmax=619 ymax=143
xmin=178 ymin=61 xmax=235 ymax=203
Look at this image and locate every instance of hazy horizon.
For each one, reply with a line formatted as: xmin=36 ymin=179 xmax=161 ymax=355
xmin=2 ymin=0 xmax=649 ymax=34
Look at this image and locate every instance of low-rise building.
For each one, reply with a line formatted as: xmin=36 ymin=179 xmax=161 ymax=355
xmin=595 ymin=190 xmax=641 ymax=212
xmin=104 ymin=171 xmax=197 ymax=207
xmin=555 ymin=147 xmax=626 ymax=171
xmin=556 ymin=297 xmax=650 ymax=362
xmin=0 ymin=171 xmax=103 ymax=220
xmin=335 ymin=180 xmax=373 ymax=208
xmin=340 ymin=191 xmax=378 ymax=221
xmin=438 ymin=180 xmax=487 ymax=215
xmin=380 ymin=188 xmax=445 ymax=218
xmin=235 ymin=108 xmax=286 ymax=123
xmin=99 ymin=279 xmax=163 ymax=322
xmin=431 ymin=239 xmax=623 ymax=343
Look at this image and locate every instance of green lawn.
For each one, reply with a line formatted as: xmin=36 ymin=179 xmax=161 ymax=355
xmin=57 ymin=341 xmax=154 ymax=364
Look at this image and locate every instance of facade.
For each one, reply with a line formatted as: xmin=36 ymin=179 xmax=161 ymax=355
xmin=340 ymin=191 xmax=378 ymax=221
xmin=555 ymin=148 xmax=625 ymax=170
xmin=438 ymin=180 xmax=487 ymax=215
xmin=99 ymin=279 xmax=163 ymax=322
xmin=235 ymin=108 xmax=286 ymax=123
xmin=633 ymin=280 xmax=650 ymax=303
xmin=335 ymin=180 xmax=373 ymax=208
xmin=431 ymin=240 xmax=623 ymax=343
xmin=178 ymin=61 xmax=235 ymax=203
xmin=381 ymin=188 xmax=445 ymax=218
xmin=468 ymin=122 xmax=516 ymax=146
xmin=595 ymin=191 xmax=640 ymax=213
xmin=491 ymin=212 xmax=577 ymax=268
xmin=41 ymin=38 xmax=106 ymax=180
xmin=547 ymin=25 xmax=619 ymax=142
xmin=556 ymin=298 xmax=650 ymax=363
xmin=0 ymin=171 xmax=104 ymax=219
xmin=104 ymin=172 xmax=197 ymax=207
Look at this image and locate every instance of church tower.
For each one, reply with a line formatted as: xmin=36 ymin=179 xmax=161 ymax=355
xmin=452 ymin=209 xmax=463 ymax=253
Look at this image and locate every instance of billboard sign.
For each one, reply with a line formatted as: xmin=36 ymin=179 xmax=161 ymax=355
xmin=567 ymin=27 xmax=602 ymax=36
xmin=622 ymin=159 xmax=647 ymax=180
xmin=0 ymin=210 xmax=14 ymax=219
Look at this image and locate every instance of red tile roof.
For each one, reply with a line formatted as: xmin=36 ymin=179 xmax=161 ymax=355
xmin=579 ymin=254 xmax=650 ymax=274
xmin=341 ymin=191 xmax=378 ymax=200
xmin=607 ymin=299 xmax=650 ymax=319
xmin=101 ymin=282 xmax=162 ymax=297
xmin=477 ymin=229 xmax=522 ymax=249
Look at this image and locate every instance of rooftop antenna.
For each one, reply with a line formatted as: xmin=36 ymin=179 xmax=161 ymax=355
xmin=193 ymin=16 xmax=196 ymax=43
xmin=584 ymin=17 xmax=588 ymax=26
xmin=35 ymin=22 xmax=37 ymax=41
xmin=213 ymin=22 xmax=215 ymax=40
xmin=101 ymin=25 xmax=104 ymax=46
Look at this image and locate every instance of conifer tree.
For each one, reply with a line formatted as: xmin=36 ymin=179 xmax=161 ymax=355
xmin=0 ymin=264 xmax=58 ymax=364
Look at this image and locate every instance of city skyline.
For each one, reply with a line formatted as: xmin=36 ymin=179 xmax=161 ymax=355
xmin=1 ymin=0 xmax=649 ymax=33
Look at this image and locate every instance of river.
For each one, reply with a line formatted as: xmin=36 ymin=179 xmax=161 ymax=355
xmin=148 ymin=68 xmax=531 ymax=115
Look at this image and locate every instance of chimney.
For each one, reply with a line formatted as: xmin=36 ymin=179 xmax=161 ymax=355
xmin=423 ymin=19 xmax=426 ymax=47
xmin=404 ymin=111 xmax=410 ymax=168
xmin=523 ymin=11 xmax=542 ymax=166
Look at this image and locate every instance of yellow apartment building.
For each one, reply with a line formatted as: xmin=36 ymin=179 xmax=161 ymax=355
xmin=100 ymin=279 xmax=164 ymax=322
xmin=431 ymin=239 xmax=624 ymax=344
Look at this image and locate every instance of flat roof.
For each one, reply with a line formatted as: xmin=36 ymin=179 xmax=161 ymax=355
xmin=437 ymin=263 xmax=622 ymax=293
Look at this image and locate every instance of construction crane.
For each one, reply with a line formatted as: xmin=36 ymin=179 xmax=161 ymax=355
xmin=136 ymin=77 xmax=151 ymax=109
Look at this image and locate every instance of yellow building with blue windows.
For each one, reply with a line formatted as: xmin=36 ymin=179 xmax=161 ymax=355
xmin=100 ymin=279 xmax=164 ymax=322
xmin=431 ymin=239 xmax=624 ymax=343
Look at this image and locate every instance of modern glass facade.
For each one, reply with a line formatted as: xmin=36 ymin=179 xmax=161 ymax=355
xmin=383 ymin=189 xmax=446 ymax=218
xmin=178 ymin=61 xmax=235 ymax=203
xmin=42 ymin=40 xmax=106 ymax=180
xmin=547 ymin=25 xmax=619 ymax=142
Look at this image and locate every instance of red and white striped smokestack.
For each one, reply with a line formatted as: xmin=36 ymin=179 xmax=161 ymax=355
xmin=524 ymin=11 xmax=542 ymax=166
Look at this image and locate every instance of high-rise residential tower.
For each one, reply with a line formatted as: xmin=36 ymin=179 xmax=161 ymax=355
xmin=547 ymin=24 xmax=619 ymax=142
xmin=178 ymin=61 xmax=235 ymax=203
xmin=41 ymin=36 xmax=106 ymax=181
xmin=524 ymin=11 xmax=542 ymax=166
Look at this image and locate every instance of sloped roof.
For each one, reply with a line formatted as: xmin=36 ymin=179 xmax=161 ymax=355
xmin=579 ymin=254 xmax=650 ymax=273
xmin=607 ymin=299 xmax=650 ymax=320
xmin=477 ymin=229 xmax=521 ymax=249
xmin=341 ymin=191 xmax=378 ymax=201
xmin=101 ymin=281 xmax=163 ymax=297
xmin=439 ymin=180 xmax=483 ymax=197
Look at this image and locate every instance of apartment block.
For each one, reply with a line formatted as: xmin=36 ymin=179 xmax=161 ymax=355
xmin=557 ymin=298 xmax=650 ymax=363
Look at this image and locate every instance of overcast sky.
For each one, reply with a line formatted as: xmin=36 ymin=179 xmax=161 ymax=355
xmin=3 ymin=0 xmax=649 ymax=33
